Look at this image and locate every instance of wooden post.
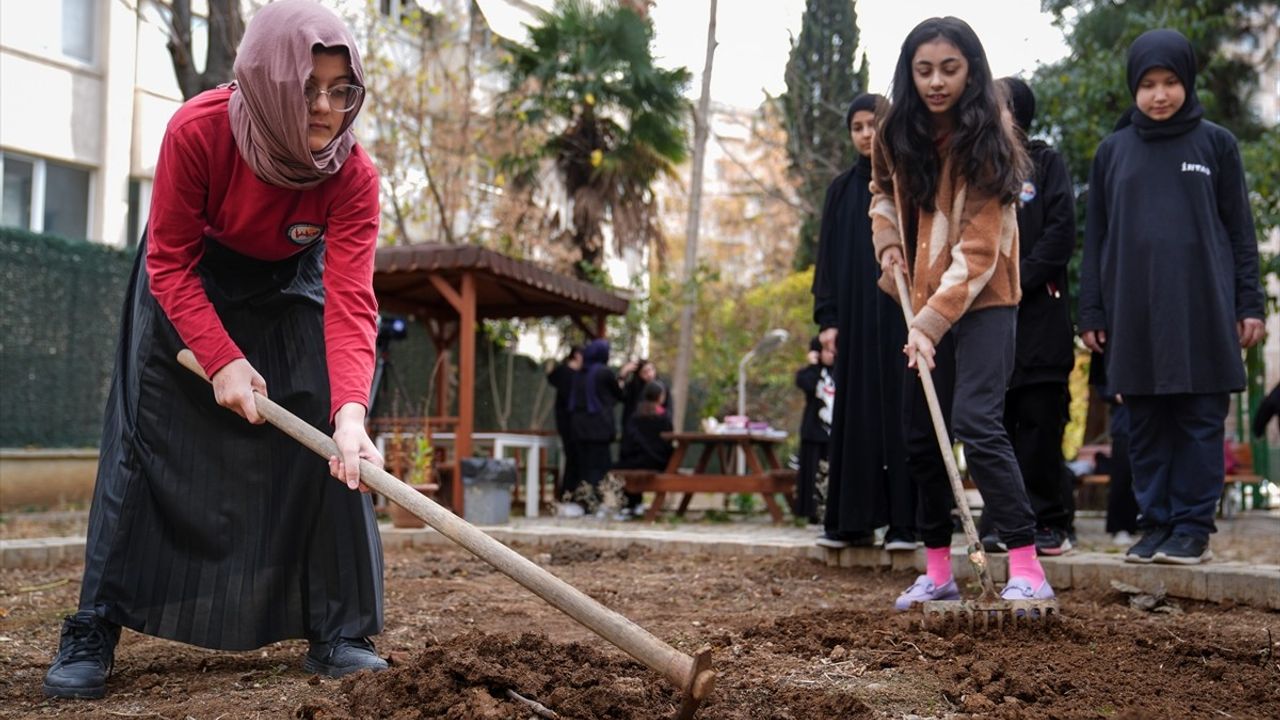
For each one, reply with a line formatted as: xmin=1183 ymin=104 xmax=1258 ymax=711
xmin=456 ymin=271 xmax=477 ymax=516
xmin=595 ymin=314 xmax=607 ymax=339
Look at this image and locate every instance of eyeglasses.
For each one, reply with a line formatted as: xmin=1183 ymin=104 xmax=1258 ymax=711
xmin=304 ymin=83 xmax=364 ymax=112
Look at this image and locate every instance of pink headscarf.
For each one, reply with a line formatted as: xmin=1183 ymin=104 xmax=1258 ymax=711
xmin=227 ymin=0 xmax=365 ymax=190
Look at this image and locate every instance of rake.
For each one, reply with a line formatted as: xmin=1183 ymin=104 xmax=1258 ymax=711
xmin=891 ymin=265 xmax=1058 ymax=630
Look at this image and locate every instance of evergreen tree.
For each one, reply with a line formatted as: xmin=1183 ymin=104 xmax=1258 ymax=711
xmin=781 ymin=0 xmax=867 ymax=270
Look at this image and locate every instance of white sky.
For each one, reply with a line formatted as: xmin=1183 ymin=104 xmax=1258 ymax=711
xmin=479 ymin=0 xmax=1072 ymax=109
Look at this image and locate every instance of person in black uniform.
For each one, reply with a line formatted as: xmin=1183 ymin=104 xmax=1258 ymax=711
xmin=793 ymin=337 xmax=836 ymax=524
xmin=810 ymin=92 xmax=917 ymax=550
xmin=978 ymin=77 xmax=1077 ymax=556
xmin=1080 ymin=29 xmax=1266 ymax=565
xmin=547 ymin=345 xmax=584 ymax=505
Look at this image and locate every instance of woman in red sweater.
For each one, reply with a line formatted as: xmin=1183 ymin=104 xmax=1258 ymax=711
xmin=45 ymin=1 xmax=387 ymax=699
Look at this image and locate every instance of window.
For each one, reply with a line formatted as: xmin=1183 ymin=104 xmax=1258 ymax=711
xmin=61 ymin=0 xmax=96 ymax=63
xmin=126 ymin=178 xmax=153 ymax=248
xmin=0 ymin=153 xmax=92 ymax=240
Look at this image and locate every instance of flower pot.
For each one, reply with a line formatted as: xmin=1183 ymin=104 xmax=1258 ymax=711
xmin=388 ymin=482 xmax=435 ymax=529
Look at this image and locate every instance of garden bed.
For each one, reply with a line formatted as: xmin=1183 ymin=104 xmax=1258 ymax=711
xmin=2 ymin=541 xmax=1277 ymax=718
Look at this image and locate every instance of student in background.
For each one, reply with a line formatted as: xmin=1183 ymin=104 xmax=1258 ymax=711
xmin=1080 ymin=29 xmax=1265 ymax=565
xmin=794 ymin=337 xmax=836 ymax=524
xmin=811 ymin=92 xmax=917 ymax=551
xmin=547 ymin=345 xmax=584 ymax=511
xmin=617 ymin=381 xmax=675 ymax=516
xmin=979 ymin=77 xmax=1077 ymax=557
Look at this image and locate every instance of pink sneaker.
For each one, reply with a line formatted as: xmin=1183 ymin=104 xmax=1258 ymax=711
xmin=894 ymin=575 xmax=961 ymax=611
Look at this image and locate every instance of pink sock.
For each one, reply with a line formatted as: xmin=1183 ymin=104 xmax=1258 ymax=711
xmin=1007 ymin=545 xmax=1046 ymax=587
xmin=926 ymin=546 xmax=952 ymax=585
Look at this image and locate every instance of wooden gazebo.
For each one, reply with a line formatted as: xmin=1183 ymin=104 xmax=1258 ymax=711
xmin=372 ymin=243 xmax=630 ymax=514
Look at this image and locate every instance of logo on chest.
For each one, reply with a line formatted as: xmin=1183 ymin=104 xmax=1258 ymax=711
xmin=1019 ymin=180 xmax=1037 ymax=204
xmin=1180 ymin=161 xmax=1211 ymax=177
xmin=286 ymin=223 xmax=326 ymax=245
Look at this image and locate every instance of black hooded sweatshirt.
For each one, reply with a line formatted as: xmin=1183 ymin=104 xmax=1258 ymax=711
xmin=1079 ymin=29 xmax=1264 ymax=395
xmin=1011 ymin=139 xmax=1077 ymax=388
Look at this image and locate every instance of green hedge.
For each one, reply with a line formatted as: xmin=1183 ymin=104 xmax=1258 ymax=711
xmin=0 ymin=227 xmax=136 ymax=447
xmin=0 ymin=227 xmax=554 ymax=447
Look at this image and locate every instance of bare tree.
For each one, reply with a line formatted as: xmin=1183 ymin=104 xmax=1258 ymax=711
xmin=670 ymin=0 xmax=718 ymax=432
xmin=166 ymin=0 xmax=245 ymax=100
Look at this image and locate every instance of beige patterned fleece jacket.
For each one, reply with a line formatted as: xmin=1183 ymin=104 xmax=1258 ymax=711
xmin=869 ymin=141 xmax=1021 ymax=344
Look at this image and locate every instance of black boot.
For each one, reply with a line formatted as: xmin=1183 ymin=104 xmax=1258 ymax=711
xmin=303 ymin=637 xmax=388 ymax=678
xmin=43 ymin=612 xmax=121 ymax=699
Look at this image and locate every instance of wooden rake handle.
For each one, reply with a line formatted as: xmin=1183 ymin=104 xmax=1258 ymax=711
xmin=177 ymin=350 xmax=715 ymax=718
xmin=889 ymin=267 xmax=996 ymax=597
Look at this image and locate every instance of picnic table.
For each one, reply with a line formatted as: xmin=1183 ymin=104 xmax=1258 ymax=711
xmin=619 ymin=431 xmax=797 ymax=524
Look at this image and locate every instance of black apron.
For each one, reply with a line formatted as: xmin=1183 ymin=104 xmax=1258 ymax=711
xmin=79 ymin=235 xmax=383 ymax=650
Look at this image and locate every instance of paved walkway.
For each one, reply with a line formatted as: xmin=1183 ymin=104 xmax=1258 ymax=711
xmin=4 ymin=512 xmax=1278 ymax=610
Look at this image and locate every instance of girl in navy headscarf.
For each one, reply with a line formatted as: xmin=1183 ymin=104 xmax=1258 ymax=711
xmin=566 ymin=339 xmax=624 ymax=511
xmin=1079 ymin=29 xmax=1265 ymax=565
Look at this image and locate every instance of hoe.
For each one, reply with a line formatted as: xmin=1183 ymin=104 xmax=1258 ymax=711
xmin=178 ymin=350 xmax=715 ymax=719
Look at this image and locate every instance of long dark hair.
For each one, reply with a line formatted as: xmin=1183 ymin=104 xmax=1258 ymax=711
xmin=877 ymin=17 xmax=1027 ymax=211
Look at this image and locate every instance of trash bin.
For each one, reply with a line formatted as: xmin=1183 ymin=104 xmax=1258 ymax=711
xmin=461 ymin=457 xmax=517 ymax=525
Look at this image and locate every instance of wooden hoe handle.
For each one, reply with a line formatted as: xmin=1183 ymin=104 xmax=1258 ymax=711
xmin=177 ymin=350 xmax=715 ymax=718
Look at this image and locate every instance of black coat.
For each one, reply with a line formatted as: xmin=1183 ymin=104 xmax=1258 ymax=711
xmin=810 ymin=155 xmax=911 ymax=535
xmin=1080 ymin=121 xmax=1264 ymax=395
xmin=1011 ymin=141 xmax=1077 ymax=388
xmin=618 ymin=412 xmax=674 ymax=471
xmin=795 ymin=363 xmax=834 ymax=443
xmin=546 ymin=363 xmax=575 ymax=437
xmin=569 ymin=366 xmax=624 ymax=443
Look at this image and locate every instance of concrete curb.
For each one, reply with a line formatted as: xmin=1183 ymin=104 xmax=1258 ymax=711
xmin=5 ymin=527 xmax=1278 ymax=610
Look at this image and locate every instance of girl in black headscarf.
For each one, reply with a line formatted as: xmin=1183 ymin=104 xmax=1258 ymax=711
xmin=811 ymin=92 xmax=917 ymax=550
xmin=1079 ymin=29 xmax=1265 ymax=565
xmin=567 ymin=339 xmax=624 ymax=510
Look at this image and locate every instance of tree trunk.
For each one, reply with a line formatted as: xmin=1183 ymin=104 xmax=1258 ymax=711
xmin=167 ymin=0 xmax=244 ymax=101
xmin=670 ymin=0 xmax=717 ymax=432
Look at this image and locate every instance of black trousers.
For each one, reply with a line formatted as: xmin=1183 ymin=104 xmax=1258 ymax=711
xmin=904 ymin=307 xmax=1036 ymax=549
xmin=795 ymin=440 xmax=828 ymax=523
xmin=1104 ymin=403 xmax=1140 ymax=534
xmin=1126 ymin=393 xmax=1228 ymax=540
xmin=1000 ymin=382 xmax=1072 ymax=531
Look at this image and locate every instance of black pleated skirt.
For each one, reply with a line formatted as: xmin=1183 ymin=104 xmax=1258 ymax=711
xmin=78 ymin=236 xmax=384 ymax=651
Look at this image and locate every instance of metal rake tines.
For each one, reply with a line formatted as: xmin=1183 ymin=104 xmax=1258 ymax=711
xmin=921 ymin=598 xmax=1060 ymax=632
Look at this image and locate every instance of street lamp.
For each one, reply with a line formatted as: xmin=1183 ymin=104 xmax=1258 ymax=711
xmin=737 ymin=327 xmax=790 ymax=420
xmin=735 ymin=328 xmax=789 ymax=475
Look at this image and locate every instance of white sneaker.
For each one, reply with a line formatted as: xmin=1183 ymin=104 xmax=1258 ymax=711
xmin=557 ymin=502 xmax=585 ymax=518
xmin=1112 ymin=530 xmax=1134 ymax=547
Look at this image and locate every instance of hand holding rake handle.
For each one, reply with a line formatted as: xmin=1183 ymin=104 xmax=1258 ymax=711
xmin=177 ymin=349 xmax=715 ymax=718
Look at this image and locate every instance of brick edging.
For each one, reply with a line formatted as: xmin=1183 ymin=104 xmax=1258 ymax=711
xmin=5 ymin=528 xmax=1277 ymax=610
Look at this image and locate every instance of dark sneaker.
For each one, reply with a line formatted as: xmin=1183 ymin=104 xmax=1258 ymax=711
xmin=1153 ymin=534 xmax=1213 ymax=565
xmin=1124 ymin=526 xmax=1172 ymax=564
xmin=1034 ymin=527 xmax=1073 ymax=556
xmin=43 ymin=612 xmax=121 ymax=699
xmin=980 ymin=533 xmax=1007 ymax=554
xmin=815 ymin=532 xmax=874 ymax=549
xmin=883 ymin=533 xmax=919 ymax=552
xmin=304 ymin=637 xmax=388 ymax=678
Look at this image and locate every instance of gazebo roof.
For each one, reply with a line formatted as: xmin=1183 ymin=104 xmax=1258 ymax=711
xmin=373 ymin=243 xmax=629 ymax=320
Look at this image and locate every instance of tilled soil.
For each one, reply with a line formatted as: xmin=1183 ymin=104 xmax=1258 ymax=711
xmin=1 ymin=540 xmax=1277 ymax=719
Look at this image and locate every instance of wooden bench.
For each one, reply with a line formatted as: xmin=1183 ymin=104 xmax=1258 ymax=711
xmin=1079 ymin=473 xmax=1263 ymax=517
xmin=610 ymin=468 xmax=798 ymax=523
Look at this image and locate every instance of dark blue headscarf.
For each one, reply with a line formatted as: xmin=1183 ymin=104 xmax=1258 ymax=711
xmin=569 ymin=339 xmax=610 ymax=414
xmin=1116 ymin=29 xmax=1204 ymax=139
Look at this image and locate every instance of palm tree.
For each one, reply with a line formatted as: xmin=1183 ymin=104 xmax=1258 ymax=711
xmin=499 ymin=0 xmax=690 ymax=280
